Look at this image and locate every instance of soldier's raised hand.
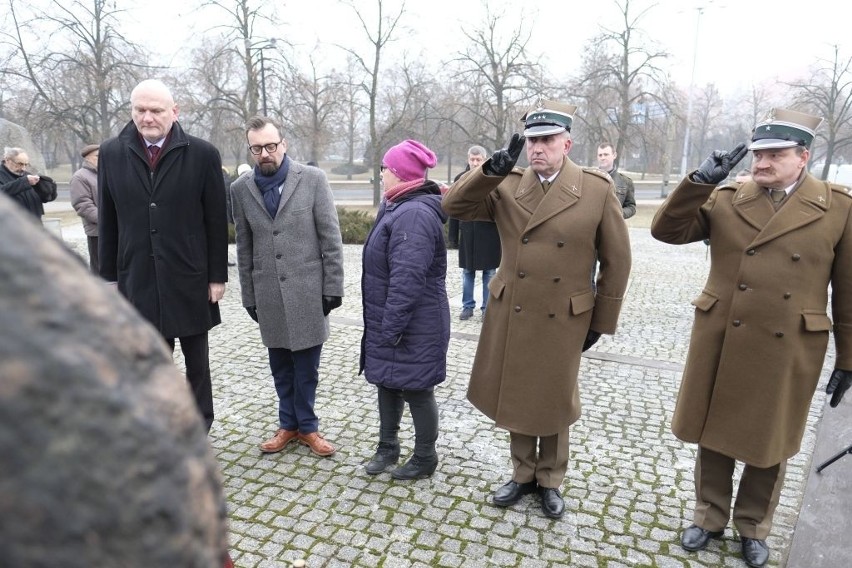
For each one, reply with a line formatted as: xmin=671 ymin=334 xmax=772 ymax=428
xmin=484 ymin=133 xmax=526 ymax=177
xmin=692 ymin=143 xmax=748 ymax=185
xmin=826 ymin=368 xmax=852 ymax=407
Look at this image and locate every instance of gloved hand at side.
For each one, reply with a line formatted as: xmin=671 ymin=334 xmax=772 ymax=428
xmin=826 ymin=368 xmax=852 ymax=408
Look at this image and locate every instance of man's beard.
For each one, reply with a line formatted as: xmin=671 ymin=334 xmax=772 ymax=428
xmin=259 ymin=161 xmax=278 ymax=176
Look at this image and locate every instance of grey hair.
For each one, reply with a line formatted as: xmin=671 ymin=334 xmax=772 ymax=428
xmin=3 ymin=147 xmax=24 ymax=160
xmin=468 ymin=145 xmax=487 ymax=157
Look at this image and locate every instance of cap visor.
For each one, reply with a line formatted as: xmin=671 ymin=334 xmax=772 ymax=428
xmin=523 ymin=125 xmax=567 ymax=137
xmin=748 ymin=139 xmax=800 ymax=151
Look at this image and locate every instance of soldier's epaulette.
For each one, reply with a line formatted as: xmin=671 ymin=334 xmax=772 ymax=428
xmin=582 ymin=167 xmax=612 ymax=183
xmin=717 ymin=181 xmax=739 ymax=191
xmin=830 ymin=183 xmax=852 ymax=198
xmin=509 ymin=166 xmax=524 ymax=175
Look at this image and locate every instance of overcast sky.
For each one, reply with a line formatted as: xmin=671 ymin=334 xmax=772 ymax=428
xmin=135 ymin=0 xmax=844 ymax=96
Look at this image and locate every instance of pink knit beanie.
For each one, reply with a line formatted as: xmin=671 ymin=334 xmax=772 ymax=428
xmin=382 ymin=139 xmax=437 ymax=182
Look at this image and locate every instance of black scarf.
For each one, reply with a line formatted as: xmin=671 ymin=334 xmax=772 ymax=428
xmin=254 ymin=155 xmax=290 ymax=217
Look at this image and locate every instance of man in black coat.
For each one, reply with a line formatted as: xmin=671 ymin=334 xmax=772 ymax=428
xmin=98 ymin=79 xmax=229 ymax=432
xmin=1 ymin=147 xmax=57 ymax=218
xmin=447 ymin=145 xmax=502 ymax=320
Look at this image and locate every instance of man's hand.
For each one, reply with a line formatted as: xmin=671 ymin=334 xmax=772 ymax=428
xmin=484 ymin=133 xmax=525 ymax=177
xmin=245 ymin=306 xmax=258 ymax=322
xmin=691 ymin=143 xmax=748 ymax=185
xmin=826 ymin=368 xmax=852 ymax=407
xmin=582 ymin=329 xmax=601 ymax=352
xmin=208 ymin=282 xmax=226 ymax=303
xmin=322 ymin=295 xmax=342 ymax=316
xmin=27 ymin=175 xmax=39 ymax=186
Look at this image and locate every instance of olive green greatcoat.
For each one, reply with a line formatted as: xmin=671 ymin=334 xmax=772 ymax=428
xmin=442 ymin=159 xmax=631 ymax=437
xmin=651 ymin=173 xmax=852 ymax=467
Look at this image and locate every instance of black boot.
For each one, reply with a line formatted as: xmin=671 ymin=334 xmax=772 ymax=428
xmin=390 ymin=454 xmax=438 ymax=480
xmin=365 ymin=442 xmax=400 ymax=475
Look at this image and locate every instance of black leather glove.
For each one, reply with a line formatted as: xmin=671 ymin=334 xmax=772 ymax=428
xmin=322 ymin=295 xmax=342 ymax=316
xmin=691 ymin=143 xmax=748 ymax=185
xmin=245 ymin=305 xmax=258 ymax=322
xmin=483 ymin=133 xmax=525 ymax=177
xmin=582 ymin=330 xmax=601 ymax=352
xmin=826 ymin=368 xmax=852 ymax=408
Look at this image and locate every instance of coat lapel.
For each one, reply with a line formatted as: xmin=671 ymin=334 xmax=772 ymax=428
xmin=277 ymin=162 xmax=301 ymax=215
xmin=524 ymin=160 xmax=581 ymax=233
xmin=748 ymin=174 xmax=829 ymax=248
xmin=732 ymin=181 xmax=774 ymax=231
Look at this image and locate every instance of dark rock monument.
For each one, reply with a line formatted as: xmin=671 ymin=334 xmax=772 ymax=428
xmin=0 ymin=194 xmax=228 ymax=567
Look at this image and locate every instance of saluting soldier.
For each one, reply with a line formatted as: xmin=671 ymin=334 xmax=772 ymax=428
xmin=442 ymin=100 xmax=632 ymax=520
xmin=651 ymin=108 xmax=852 ymax=568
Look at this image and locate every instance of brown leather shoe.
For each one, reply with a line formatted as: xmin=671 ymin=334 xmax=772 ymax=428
xmin=298 ymin=432 xmax=336 ymax=456
xmin=259 ymin=429 xmax=299 ymax=453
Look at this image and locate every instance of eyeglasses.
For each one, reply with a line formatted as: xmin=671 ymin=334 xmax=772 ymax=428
xmin=10 ymin=160 xmax=29 ymax=167
xmin=248 ymin=140 xmax=283 ymax=155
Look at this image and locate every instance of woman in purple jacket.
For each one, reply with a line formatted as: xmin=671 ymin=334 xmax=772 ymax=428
xmin=359 ymin=139 xmax=451 ymax=480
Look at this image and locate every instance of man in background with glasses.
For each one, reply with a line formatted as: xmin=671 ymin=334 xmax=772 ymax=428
xmin=229 ymin=116 xmax=344 ymax=458
xmin=1 ymin=146 xmax=57 ymax=218
xmin=98 ymin=79 xmax=229 ymax=433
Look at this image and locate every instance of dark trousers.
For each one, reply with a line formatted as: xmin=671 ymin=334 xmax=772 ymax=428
xmin=509 ymin=429 xmax=571 ymax=489
xmin=269 ymin=344 xmax=323 ymax=434
xmin=165 ymin=332 xmax=214 ymax=432
xmin=377 ymin=385 xmax=438 ymax=459
xmin=86 ymin=236 xmax=99 ymax=275
xmin=693 ymin=445 xmax=786 ymax=540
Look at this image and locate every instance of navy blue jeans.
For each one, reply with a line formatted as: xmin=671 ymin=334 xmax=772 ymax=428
xmin=269 ymin=343 xmax=323 ymax=433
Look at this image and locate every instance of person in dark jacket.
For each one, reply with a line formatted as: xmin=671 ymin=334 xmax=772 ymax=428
xmin=596 ymin=143 xmax=636 ymax=219
xmin=1 ymin=147 xmax=57 ymax=219
xmin=70 ymin=144 xmax=100 ymax=273
xmin=448 ymin=145 xmax=501 ymax=320
xmin=98 ymin=79 xmax=229 ymax=433
xmin=359 ymin=139 xmax=450 ymax=480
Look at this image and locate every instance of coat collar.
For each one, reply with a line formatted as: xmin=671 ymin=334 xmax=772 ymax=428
xmin=515 ymin=159 xmax=583 ymax=233
xmin=117 ymin=121 xmax=189 ymax=194
xmin=734 ymin=172 xmax=829 ymax=247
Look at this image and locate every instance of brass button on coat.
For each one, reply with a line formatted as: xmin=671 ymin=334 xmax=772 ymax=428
xmin=514 ymin=306 xmax=521 ymax=312
xmin=556 ymin=241 xmax=565 ymax=247
xmin=733 ymin=320 xmax=742 ymax=327
xmin=519 ymin=272 xmax=526 ymax=278
xmin=792 ymin=254 xmax=801 ymax=261
xmin=739 ymin=284 xmax=747 ymax=291
xmin=784 ymin=292 xmax=792 ymax=299
xmin=775 ymin=331 xmax=784 ymax=337
xmin=747 ymin=249 xmax=756 ymax=256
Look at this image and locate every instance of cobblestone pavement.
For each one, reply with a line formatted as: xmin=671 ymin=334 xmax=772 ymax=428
xmin=56 ymin=216 xmax=831 ymax=568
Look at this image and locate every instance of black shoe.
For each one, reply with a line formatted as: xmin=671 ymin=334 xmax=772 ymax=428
xmin=364 ymin=443 xmax=400 ymax=475
xmin=390 ymin=454 xmax=437 ymax=480
xmin=681 ymin=524 xmax=724 ymax=551
xmin=538 ymin=487 xmax=565 ymax=519
xmin=740 ymin=537 xmax=769 ymax=567
xmin=492 ymin=480 xmax=537 ymax=507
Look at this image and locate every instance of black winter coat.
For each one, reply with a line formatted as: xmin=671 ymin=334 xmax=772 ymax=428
xmin=447 ymin=167 xmax=501 ymax=270
xmin=98 ymin=121 xmax=229 ymax=338
xmin=0 ymin=164 xmax=57 ymax=218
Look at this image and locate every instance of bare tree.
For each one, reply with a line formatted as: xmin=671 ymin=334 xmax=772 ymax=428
xmin=573 ymin=0 xmax=669 ymax=169
xmin=336 ymin=0 xmax=408 ymax=205
xmin=451 ymin=5 xmax=543 ymax=152
xmin=0 ymin=0 xmax=148 ymax=152
xmin=789 ymin=45 xmax=852 ymax=179
xmin=284 ymin=49 xmax=341 ymax=164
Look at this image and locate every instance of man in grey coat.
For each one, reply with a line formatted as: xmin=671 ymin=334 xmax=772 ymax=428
xmin=230 ymin=116 xmax=344 ymax=457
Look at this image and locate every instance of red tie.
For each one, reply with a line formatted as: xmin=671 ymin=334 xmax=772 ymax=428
xmin=148 ymin=145 xmax=161 ymax=164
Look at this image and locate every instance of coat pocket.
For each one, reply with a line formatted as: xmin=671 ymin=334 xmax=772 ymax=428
xmin=570 ymin=290 xmax=595 ymax=315
xmin=488 ymin=274 xmax=505 ymax=299
xmin=691 ymin=291 xmax=718 ymax=312
xmin=802 ymin=311 xmax=832 ymax=332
